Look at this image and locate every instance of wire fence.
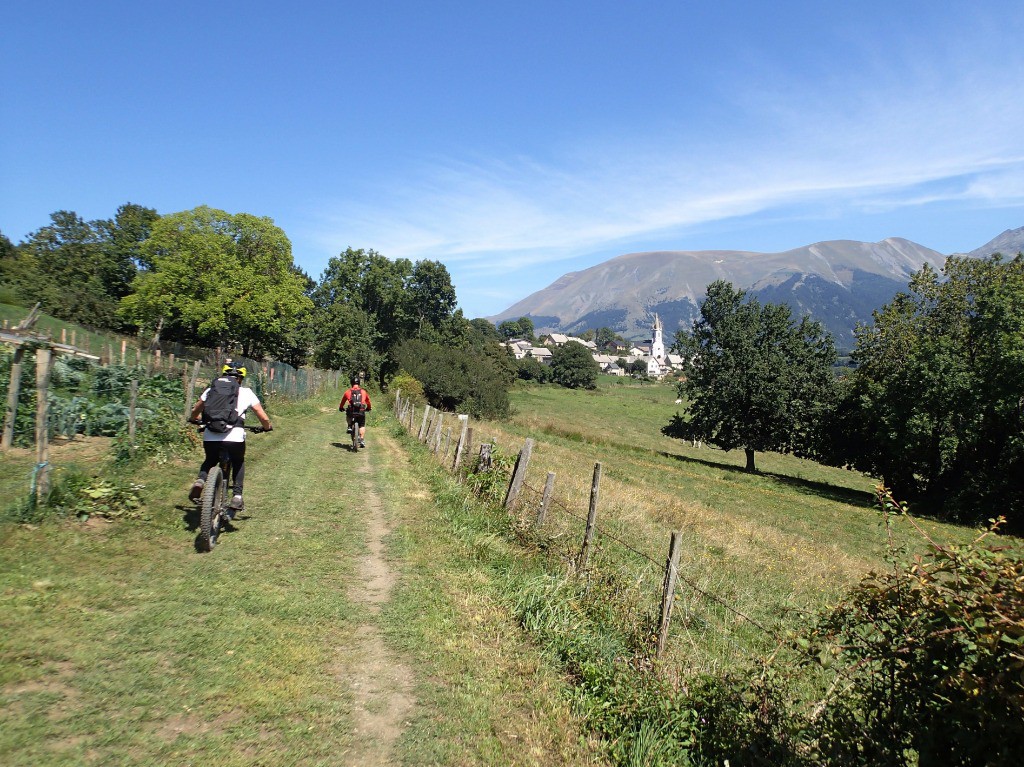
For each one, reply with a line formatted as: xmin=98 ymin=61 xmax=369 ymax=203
xmin=392 ymin=394 xmax=796 ymax=671
xmin=392 ymin=393 xmax=880 ymax=729
xmin=2 ymin=316 xmax=344 ymax=505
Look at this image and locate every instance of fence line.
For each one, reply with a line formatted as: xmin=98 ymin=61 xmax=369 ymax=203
xmin=390 ymin=394 xmax=791 ymax=670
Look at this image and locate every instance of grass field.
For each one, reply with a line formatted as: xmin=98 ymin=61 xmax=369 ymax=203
xmin=452 ymin=378 xmax=979 ymax=676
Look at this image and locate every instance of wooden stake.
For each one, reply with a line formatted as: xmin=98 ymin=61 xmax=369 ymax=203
xmin=418 ymin=406 xmax=430 ymax=441
xmin=452 ymin=416 xmax=469 ymax=473
xmin=432 ymin=412 xmax=444 ymax=454
xmin=578 ymin=462 xmax=602 ymax=571
xmin=128 ymin=379 xmax=139 ymax=458
xmin=35 ymin=348 xmax=54 ymax=499
xmin=656 ymin=531 xmax=683 ymax=660
xmin=503 ymin=438 xmax=534 ymax=510
xmin=536 ymin=472 xmax=556 ymax=527
xmin=2 ymin=346 xmax=25 ymax=450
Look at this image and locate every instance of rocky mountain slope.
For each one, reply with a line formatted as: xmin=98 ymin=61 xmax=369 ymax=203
xmin=491 ymin=229 xmax=1021 ymax=351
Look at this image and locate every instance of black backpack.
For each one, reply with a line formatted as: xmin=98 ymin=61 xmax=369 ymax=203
xmin=348 ymin=387 xmax=367 ymax=415
xmin=202 ymin=376 xmax=244 ymax=433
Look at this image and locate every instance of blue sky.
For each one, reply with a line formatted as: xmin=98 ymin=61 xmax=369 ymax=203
xmin=3 ymin=1 xmax=1023 ymax=320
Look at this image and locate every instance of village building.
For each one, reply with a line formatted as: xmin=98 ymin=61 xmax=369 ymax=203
xmin=504 ymin=315 xmax=684 ymax=377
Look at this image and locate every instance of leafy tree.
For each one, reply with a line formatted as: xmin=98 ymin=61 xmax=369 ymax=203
xmin=667 ymin=280 xmax=836 ymax=471
xmin=16 ymin=211 xmax=122 ymax=328
xmin=516 ymin=356 xmax=550 ymax=383
xmin=99 ymin=202 xmax=159 ymax=275
xmin=595 ymin=326 xmax=626 ymax=351
xmin=311 ymin=303 xmax=378 ymax=376
xmin=1 ymin=205 xmax=158 ymax=325
xmin=0 ymin=230 xmax=25 ymax=304
xmin=549 ymin=340 xmax=599 ymax=390
xmin=407 ymin=259 xmax=458 ymax=338
xmin=498 ymin=316 xmax=535 ymax=342
xmin=627 ymin=359 xmax=649 ymax=376
xmin=469 ymin=317 xmax=501 ymax=343
xmin=824 ymin=254 xmax=1024 ymax=529
xmin=394 ymin=338 xmax=511 ymax=418
xmin=312 ymin=248 xmax=465 ymax=378
xmin=120 ymin=206 xmax=312 ymax=357
xmin=268 ymin=265 xmax=317 ymax=369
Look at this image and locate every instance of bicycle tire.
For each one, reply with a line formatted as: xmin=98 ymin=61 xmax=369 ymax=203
xmin=198 ymin=465 xmax=225 ymax=551
xmin=350 ymin=414 xmax=359 ymax=452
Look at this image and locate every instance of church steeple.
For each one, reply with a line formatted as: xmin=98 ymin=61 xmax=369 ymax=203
xmin=651 ymin=313 xmax=665 ymax=361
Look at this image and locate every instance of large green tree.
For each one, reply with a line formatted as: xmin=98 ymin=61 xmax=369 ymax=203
xmin=120 ymin=206 xmax=312 ymax=357
xmin=549 ymin=340 xmax=599 ymax=390
xmin=825 ymin=254 xmax=1024 ymax=528
xmin=311 ymin=247 xmax=464 ymax=381
xmin=16 ymin=211 xmax=116 ymax=327
xmin=667 ymin=280 xmax=836 ymax=471
xmin=393 ymin=338 xmax=511 ymax=419
xmin=4 ymin=205 xmax=158 ymax=328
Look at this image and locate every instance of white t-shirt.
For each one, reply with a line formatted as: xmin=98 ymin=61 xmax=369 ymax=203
xmin=200 ymin=385 xmax=261 ymax=443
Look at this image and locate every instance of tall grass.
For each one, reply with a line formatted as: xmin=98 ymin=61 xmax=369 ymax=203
xmin=440 ymin=380 xmax=979 ymax=677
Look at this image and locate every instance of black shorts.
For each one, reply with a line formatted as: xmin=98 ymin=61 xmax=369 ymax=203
xmin=347 ymin=411 xmax=366 ymax=427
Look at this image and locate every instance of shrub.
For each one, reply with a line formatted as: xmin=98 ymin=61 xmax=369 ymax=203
xmin=800 ymin=489 xmax=1024 ymax=766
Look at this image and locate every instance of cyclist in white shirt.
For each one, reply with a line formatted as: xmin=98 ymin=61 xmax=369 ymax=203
xmin=187 ymin=365 xmax=272 ymax=511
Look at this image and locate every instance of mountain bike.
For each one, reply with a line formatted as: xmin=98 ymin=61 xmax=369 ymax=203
xmin=348 ymin=411 xmax=359 ymax=451
xmin=191 ymin=423 xmax=267 ymax=551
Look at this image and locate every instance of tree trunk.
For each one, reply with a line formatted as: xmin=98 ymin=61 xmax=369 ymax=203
xmin=744 ymin=447 xmax=756 ymax=472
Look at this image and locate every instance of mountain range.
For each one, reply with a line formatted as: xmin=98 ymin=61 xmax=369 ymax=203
xmin=490 ymin=227 xmax=1024 ymax=351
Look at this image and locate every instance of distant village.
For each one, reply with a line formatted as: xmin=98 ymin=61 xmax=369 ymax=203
xmin=502 ymin=315 xmax=685 ymax=380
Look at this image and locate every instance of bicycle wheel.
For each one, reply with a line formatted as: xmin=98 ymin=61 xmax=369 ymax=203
xmin=350 ymin=415 xmax=359 ymax=452
xmin=198 ymin=465 xmax=225 ymax=551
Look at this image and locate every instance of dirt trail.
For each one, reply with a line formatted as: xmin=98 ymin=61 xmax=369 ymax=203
xmin=338 ymin=435 xmax=415 ymax=766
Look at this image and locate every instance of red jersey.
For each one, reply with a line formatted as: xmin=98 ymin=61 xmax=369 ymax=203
xmin=339 ymin=385 xmax=371 ymax=412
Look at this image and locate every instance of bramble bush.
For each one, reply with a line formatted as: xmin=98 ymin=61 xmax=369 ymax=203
xmin=797 ymin=488 xmax=1024 ymax=766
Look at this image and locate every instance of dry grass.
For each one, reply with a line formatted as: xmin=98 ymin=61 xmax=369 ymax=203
xmin=415 ymin=380 xmax=978 ymax=676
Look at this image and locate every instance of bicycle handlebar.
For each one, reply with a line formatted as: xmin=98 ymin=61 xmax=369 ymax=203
xmin=188 ymin=419 xmax=271 ymax=433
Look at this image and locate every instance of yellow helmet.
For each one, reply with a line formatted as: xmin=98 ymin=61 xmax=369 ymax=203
xmin=222 ymin=364 xmax=247 ymax=379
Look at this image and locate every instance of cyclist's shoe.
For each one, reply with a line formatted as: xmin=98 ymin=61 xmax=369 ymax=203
xmin=188 ymin=479 xmax=205 ymax=502
xmin=359 ymin=439 xmax=366 ymax=448
xmin=228 ymin=495 xmax=244 ymax=511
xmin=346 ymin=426 xmax=353 ymax=434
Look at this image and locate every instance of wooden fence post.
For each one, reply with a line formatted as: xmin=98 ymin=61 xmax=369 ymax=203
xmin=452 ymin=415 xmax=469 ymax=473
xmin=432 ymin=412 xmax=444 ymax=454
xmin=577 ymin=462 xmax=602 ymax=571
xmin=476 ymin=442 xmax=493 ymax=473
xmin=184 ymin=360 xmax=202 ymax=421
xmin=2 ymin=346 xmax=25 ymax=450
xmin=128 ymin=379 xmax=139 ymax=456
xmin=503 ymin=438 xmax=534 ymax=510
xmin=536 ymin=471 xmax=556 ymax=527
xmin=35 ymin=348 xmax=54 ymax=499
xmin=418 ymin=406 xmax=431 ymax=441
xmin=443 ymin=427 xmax=452 ymax=458
xmin=121 ymin=339 xmax=127 ymax=365
xmin=656 ymin=531 xmax=683 ymax=660
xmin=181 ymin=364 xmax=190 ymax=416
xmin=457 ymin=427 xmax=474 ymax=480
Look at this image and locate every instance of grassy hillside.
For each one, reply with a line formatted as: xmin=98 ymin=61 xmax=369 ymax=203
xmin=461 ymin=379 xmax=978 ymax=675
xmin=0 ymin=303 xmax=132 ymax=358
